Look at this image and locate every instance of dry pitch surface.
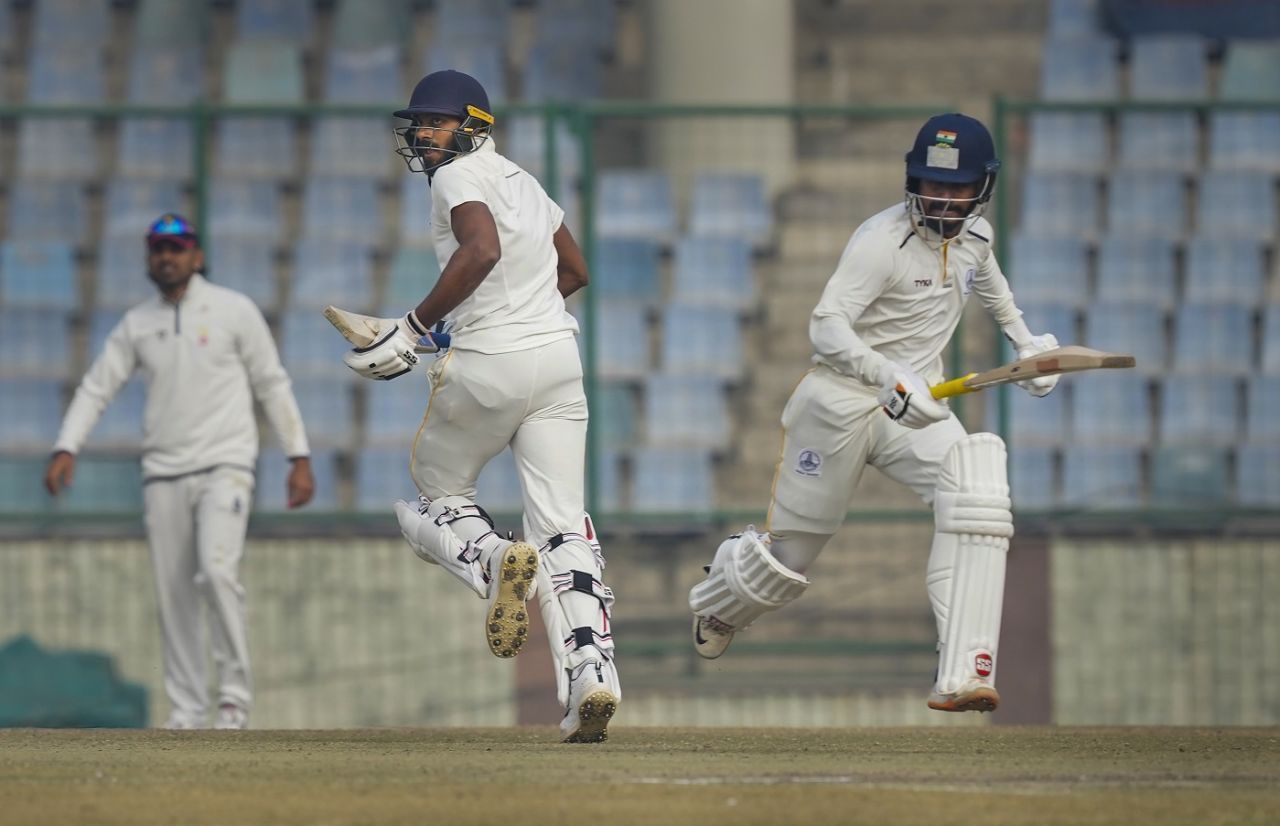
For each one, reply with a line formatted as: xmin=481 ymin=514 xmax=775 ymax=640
xmin=1 ymin=727 xmax=1277 ymax=825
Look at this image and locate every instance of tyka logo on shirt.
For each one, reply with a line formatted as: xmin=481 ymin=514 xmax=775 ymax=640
xmin=914 ymin=279 xmax=933 ymax=288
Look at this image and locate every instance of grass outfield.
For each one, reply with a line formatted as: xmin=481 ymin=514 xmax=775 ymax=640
xmin=1 ymin=727 xmax=1276 ymax=825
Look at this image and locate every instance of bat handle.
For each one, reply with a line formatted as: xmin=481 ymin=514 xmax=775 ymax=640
xmin=930 ymin=373 xmax=977 ymax=400
xmin=414 ymin=332 xmax=451 ymax=353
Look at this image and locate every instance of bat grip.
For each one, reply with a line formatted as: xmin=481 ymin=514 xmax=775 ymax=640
xmin=930 ymin=373 xmax=977 ymax=400
xmin=414 ymin=332 xmax=451 ymax=353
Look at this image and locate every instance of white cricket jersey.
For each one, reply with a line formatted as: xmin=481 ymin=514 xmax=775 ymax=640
xmin=810 ymin=203 xmax=1031 ymax=388
xmin=54 ymin=274 xmax=310 ymax=479
xmin=427 ymin=139 xmax=578 ymax=354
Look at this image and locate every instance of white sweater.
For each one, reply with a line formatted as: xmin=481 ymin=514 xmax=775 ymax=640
xmin=54 ymin=275 xmax=310 ymax=480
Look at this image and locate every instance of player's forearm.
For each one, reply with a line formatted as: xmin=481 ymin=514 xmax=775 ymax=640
xmin=258 ymin=384 xmax=311 ymax=458
xmin=53 ymin=388 xmax=108 ymax=455
xmin=411 ymin=245 xmax=498 ymax=328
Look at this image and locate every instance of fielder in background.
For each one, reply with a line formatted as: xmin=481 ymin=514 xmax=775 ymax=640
xmin=346 ymin=70 xmax=619 ymax=742
xmin=44 ymin=214 xmax=315 ymax=729
xmin=689 ymin=114 xmax=1058 ymax=713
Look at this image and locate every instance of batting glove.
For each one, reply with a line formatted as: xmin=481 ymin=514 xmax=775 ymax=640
xmin=877 ymin=362 xmax=950 ymax=429
xmin=343 ymin=313 xmax=431 ymax=381
xmin=1013 ymin=332 xmax=1060 ymax=397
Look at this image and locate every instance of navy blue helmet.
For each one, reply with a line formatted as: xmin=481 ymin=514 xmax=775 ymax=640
xmin=904 ymin=113 xmax=1000 ymax=241
xmin=393 ymin=70 xmax=495 ymax=175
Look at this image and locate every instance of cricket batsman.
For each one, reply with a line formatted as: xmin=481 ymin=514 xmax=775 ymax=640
xmin=688 ymin=113 xmax=1059 ymax=713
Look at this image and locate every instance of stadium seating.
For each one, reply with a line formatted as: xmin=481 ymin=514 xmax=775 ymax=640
xmin=1236 ymin=444 xmax=1280 ymax=506
xmin=1018 ymin=173 xmax=1101 ymax=238
xmin=592 ymin=303 xmax=651 ymax=380
xmin=642 ymin=375 xmax=731 ymax=450
xmin=27 ymin=46 xmax=105 ymax=103
xmin=364 ymin=374 xmax=433 ymax=448
xmin=1150 ymin=445 xmax=1230 ymax=507
xmin=290 ymin=239 xmax=375 ymax=311
xmin=594 ymin=381 xmax=639 ymax=448
xmin=279 ymin=310 xmax=360 ymax=379
xmin=1115 ymin=112 xmax=1199 ymax=173
xmin=0 ymin=379 xmax=64 ymax=449
xmin=523 ymin=45 xmax=601 ymax=103
xmin=399 ymin=176 xmax=435 ymax=247
xmin=235 ymin=0 xmax=315 ymax=43
xmin=291 ymin=379 xmax=356 ymax=449
xmin=1007 ymin=235 xmax=1089 ymax=307
xmin=1001 ymin=384 xmax=1071 ymax=449
xmin=84 ymin=379 xmax=146 ymax=451
xmin=1170 ymin=304 xmax=1253 ymax=376
xmin=1194 ymin=172 xmax=1277 ymax=239
xmin=476 ymin=449 xmax=525 ymax=513
xmin=353 ymin=447 xmax=414 ymax=512
xmin=6 ymin=182 xmax=88 ymax=243
xmin=1245 ymin=376 xmax=1280 ymax=444
xmin=223 ymin=41 xmax=304 ymax=103
xmin=127 ymin=48 xmax=204 ymax=104
xmin=16 ymin=119 xmax=99 ymax=181
xmin=95 ymin=236 xmax=156 ymax=311
xmin=382 ymin=248 xmax=441 ymax=314
xmin=596 ymin=171 xmax=677 ymax=241
xmin=1061 ymin=446 xmax=1144 ymax=508
xmin=1105 ymin=171 xmax=1186 ymax=239
xmin=134 ymin=0 xmax=206 ymax=47
xmin=1046 ymin=0 xmax=1102 ymax=37
xmin=534 ymin=0 xmax=618 ymax=55
xmin=1025 ymin=113 xmax=1109 ymax=173
xmin=1262 ymin=307 xmax=1280 ymax=375
xmin=1072 ymin=373 xmax=1153 ymax=447
xmin=1206 ymin=112 xmax=1280 ymax=172
xmin=205 ymin=240 xmax=279 ymax=314
xmin=1009 ymin=446 xmax=1057 ymax=509
xmin=631 ymin=447 xmax=716 ymax=513
xmin=1039 ymin=35 xmax=1120 ymax=101
xmin=208 ymin=181 xmax=284 ymax=242
xmin=301 ymin=179 xmax=383 ymax=242
xmin=1182 ymin=237 xmax=1265 ymax=307
xmin=1218 ymin=41 xmax=1280 ymax=101
xmin=688 ymin=173 xmax=773 ymax=245
xmin=214 ymin=118 xmax=299 ymax=180
xmin=1094 ymin=236 xmax=1177 ymax=310
xmin=0 ymin=310 xmax=71 ymax=379
xmin=331 ymin=0 xmax=408 ymax=50
xmin=1082 ymin=302 xmax=1167 ymax=375
xmin=423 ymin=42 xmax=508 ymax=105
xmin=308 ymin=119 xmax=395 ymax=180
xmin=0 ymin=241 xmax=78 ymax=312
xmin=325 ymin=46 xmax=403 ymax=103
xmin=1128 ymin=35 xmax=1208 ymax=99
xmin=116 ymin=119 xmax=194 ymax=180
xmin=659 ymin=305 xmax=744 ymax=380
xmin=1159 ymin=376 xmax=1240 ymax=446
xmin=101 ymin=180 xmax=189 ymax=238
xmin=670 ymin=237 xmax=755 ymax=311
xmin=595 ymin=239 xmax=663 ymax=307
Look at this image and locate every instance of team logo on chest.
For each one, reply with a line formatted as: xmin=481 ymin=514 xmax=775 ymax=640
xmin=963 ymin=267 xmax=976 ymax=295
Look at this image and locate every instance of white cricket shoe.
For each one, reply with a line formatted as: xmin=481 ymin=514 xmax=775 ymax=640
xmin=214 ymin=703 xmax=249 ymax=729
xmin=927 ymin=680 xmax=1000 ymax=713
xmin=692 ymin=615 xmax=736 ymax=660
xmin=484 ymin=542 xmax=539 ymax=659
xmin=560 ymin=660 xmax=619 ymax=744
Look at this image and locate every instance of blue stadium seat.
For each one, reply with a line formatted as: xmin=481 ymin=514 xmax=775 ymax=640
xmin=502 ymin=115 xmax=580 ymax=182
xmin=1047 ymin=0 xmax=1102 ymax=36
xmin=290 ymin=239 xmax=375 ymax=311
xmin=631 ymin=447 xmax=715 ymax=513
xmin=1245 ymin=376 xmax=1280 ymax=444
xmin=353 ymin=447 xmax=416 ymax=512
xmin=57 ymin=455 xmax=144 ymax=514
xmin=476 ymin=448 xmax=525 ymax=513
xmin=1025 ymin=113 xmax=1108 ymax=173
xmin=364 ymin=373 xmax=433 ymax=447
xmin=659 ymin=305 xmax=743 ymax=380
xmin=1194 ymin=171 xmax=1277 ymax=239
xmin=0 ymin=310 xmax=70 ymax=379
xmin=1150 ymin=445 xmax=1229 ymax=507
xmin=434 ymin=0 xmax=509 ymax=42
xmin=116 ymin=119 xmax=194 ymax=180
xmin=671 ymin=237 xmax=755 ymax=311
xmin=1105 ymin=171 xmax=1186 ymax=239
xmin=596 ymin=171 xmax=676 ymax=241
xmin=332 ymin=0 xmax=408 ymax=49
xmin=308 ymin=120 xmax=393 ymax=180
xmin=87 ymin=311 xmax=124 ymax=359
xmin=0 ymin=456 xmax=52 ymax=515
xmin=27 ymin=45 xmax=106 ymax=103
xmin=223 ymin=41 xmax=304 ymax=103
xmin=256 ymin=448 xmax=338 ymax=512
xmin=16 ymin=119 xmax=99 ymax=181
xmin=594 ymin=381 xmax=639 ymax=448
xmin=0 ymin=241 xmax=78 ymax=312
xmin=643 ymin=374 xmax=731 ymax=450
xmin=1207 ymin=112 xmax=1280 ymax=173
xmin=534 ymin=0 xmax=617 ymax=53
xmin=1017 ymin=303 xmax=1079 ymax=348
xmin=214 ymin=118 xmax=298 ymax=180
xmin=1218 ymin=41 xmax=1280 ymax=101
xmin=591 ymin=303 xmax=650 ymax=380
xmin=101 ymin=180 xmax=188 ymax=238
xmin=423 ymin=41 xmax=508 ymax=104
xmin=1115 ymin=112 xmax=1199 ymax=173
xmin=134 ymin=0 xmax=207 ymax=48
xmin=1061 ymin=445 xmax=1143 ymax=508
xmin=1083 ymin=302 xmax=1166 ymax=375
xmin=1236 ymin=444 xmax=1280 ymax=507
xmin=688 ymin=173 xmax=773 ymax=245
xmin=1128 ymin=35 xmax=1208 ymax=99
xmin=325 ymin=45 xmax=402 ymax=103
xmin=1007 ymin=235 xmax=1088 ymax=308
xmin=301 ymin=178 xmax=382 ymax=241
xmin=279 ymin=310 xmax=359 ymax=379
xmin=6 ymin=181 xmax=88 ymax=243
xmin=1183 ymin=237 xmax=1265 ymax=307
xmin=235 ymin=0 xmax=315 ymax=42
xmin=203 ymin=240 xmax=278 ymax=312
xmin=999 ymin=383 xmax=1071 ymax=449
xmin=1008 ymin=446 xmax=1057 ymax=510
xmin=127 ymin=47 xmax=204 ymax=104
xmin=95 ymin=236 xmax=155 ymax=311
xmin=0 ymin=379 xmax=64 ymax=449
xmin=1171 ymin=304 xmax=1253 ymax=376
xmin=291 ymin=378 xmax=356 ymax=449
xmin=84 ymin=379 xmax=145 ymax=451
xmin=1159 ymin=376 xmax=1240 ymax=446
xmin=1017 ymin=173 xmax=1100 ymax=238
xmin=1095 ymin=237 xmax=1176 ymax=311
xmin=523 ymin=44 xmax=600 ymax=103
xmin=1072 ymin=373 xmax=1153 ymax=447
xmin=208 ymin=181 xmax=283 ymax=242
xmin=595 ymin=239 xmax=662 ymax=307
xmin=1039 ymin=35 xmax=1120 ymax=101
xmin=1263 ymin=307 xmax=1280 ymax=375
xmin=398 ymin=175 xmax=434 ymax=247
xmin=383 ymin=247 xmax=441 ymax=314
xmin=591 ymin=448 xmax=625 ymax=514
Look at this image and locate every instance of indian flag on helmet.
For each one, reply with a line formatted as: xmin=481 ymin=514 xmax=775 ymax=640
xmin=935 ymin=130 xmax=957 ymax=145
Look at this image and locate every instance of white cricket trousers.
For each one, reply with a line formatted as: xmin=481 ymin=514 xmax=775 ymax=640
xmin=143 ymin=466 xmax=255 ymax=724
xmin=769 ymin=364 xmax=968 ymax=535
xmin=411 ymin=336 xmax=588 ymax=545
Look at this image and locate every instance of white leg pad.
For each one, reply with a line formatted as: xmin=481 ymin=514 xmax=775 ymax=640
xmin=395 ymin=496 xmax=511 ymax=599
xmin=535 ymin=514 xmax=618 ymax=707
xmin=931 ymin=433 xmax=1014 ymax=696
xmin=688 ymin=527 xmax=809 ymax=630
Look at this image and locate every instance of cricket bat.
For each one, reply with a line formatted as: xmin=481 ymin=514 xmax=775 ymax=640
xmin=929 ymin=345 xmax=1135 ymax=400
xmin=322 ymin=305 xmax=450 ymax=352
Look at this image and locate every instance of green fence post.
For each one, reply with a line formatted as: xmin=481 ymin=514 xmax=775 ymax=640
xmin=573 ymin=106 xmax=599 ymax=516
xmin=192 ymin=100 xmax=210 ymax=244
